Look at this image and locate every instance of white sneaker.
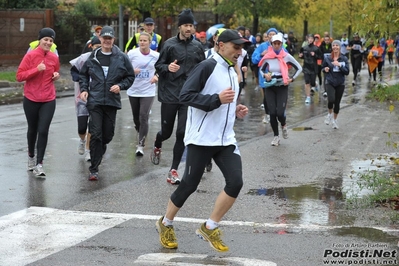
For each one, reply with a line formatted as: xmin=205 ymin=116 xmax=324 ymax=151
xmin=271 ymin=136 xmax=280 ymax=146
xmin=84 ymin=150 xmax=91 ymax=161
xmin=78 ymin=139 xmax=85 ymax=155
xmin=323 ymin=91 xmax=327 ymax=97
xmin=305 ymin=96 xmax=311 ymax=104
xmin=33 ymin=164 xmax=46 ymax=177
xmin=136 ymin=146 xmax=144 ymax=156
xmin=324 ymin=114 xmax=332 ymax=125
xmin=28 ymin=156 xmax=35 ymax=171
xmin=332 ymin=120 xmax=339 ymax=129
xmin=352 ymin=80 xmax=355 ymax=86
xmin=262 ymin=115 xmax=270 ymax=124
xmin=282 ymin=125 xmax=288 ymax=139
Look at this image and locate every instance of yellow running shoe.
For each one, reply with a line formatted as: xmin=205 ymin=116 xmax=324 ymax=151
xmin=196 ymin=223 xmax=229 ymax=252
xmin=155 ymin=216 xmax=178 ymax=249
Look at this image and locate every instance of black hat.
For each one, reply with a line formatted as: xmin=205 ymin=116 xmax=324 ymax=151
xmin=178 ymin=9 xmax=195 ymax=26
xmin=217 ymin=29 xmax=250 ymax=45
xmin=100 ymin=26 xmax=115 ymax=38
xmin=38 ymin=27 xmax=55 ymax=40
xmin=143 ymin=17 xmax=154 ymax=25
xmin=91 ymin=36 xmax=101 ymax=45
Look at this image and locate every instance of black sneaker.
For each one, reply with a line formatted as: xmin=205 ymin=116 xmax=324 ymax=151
xmin=89 ymin=172 xmax=99 ymax=181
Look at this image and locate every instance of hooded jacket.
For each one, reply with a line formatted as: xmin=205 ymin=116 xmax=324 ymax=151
xmin=79 ymin=46 xmax=135 ymax=109
xmin=180 ymin=53 xmax=239 ymax=147
xmin=155 ymin=33 xmax=205 ymax=104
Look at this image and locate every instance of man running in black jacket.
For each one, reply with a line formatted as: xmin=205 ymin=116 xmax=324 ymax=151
xmin=150 ymin=9 xmax=205 ymax=185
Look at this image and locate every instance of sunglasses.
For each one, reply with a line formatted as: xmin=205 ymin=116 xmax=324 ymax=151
xmin=272 ymin=42 xmax=282 ymax=45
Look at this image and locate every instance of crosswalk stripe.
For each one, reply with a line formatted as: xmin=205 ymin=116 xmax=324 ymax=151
xmin=0 ymin=207 xmax=133 ymax=266
xmin=1 ymin=207 xmax=399 ymax=265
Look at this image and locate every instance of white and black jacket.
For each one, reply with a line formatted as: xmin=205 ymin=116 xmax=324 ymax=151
xmin=180 ymin=53 xmax=239 ymax=147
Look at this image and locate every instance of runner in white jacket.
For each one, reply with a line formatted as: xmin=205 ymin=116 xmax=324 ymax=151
xmin=155 ymin=29 xmax=249 ymax=253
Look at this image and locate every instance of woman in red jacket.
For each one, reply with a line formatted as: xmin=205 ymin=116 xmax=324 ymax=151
xmin=16 ymin=27 xmax=60 ymax=177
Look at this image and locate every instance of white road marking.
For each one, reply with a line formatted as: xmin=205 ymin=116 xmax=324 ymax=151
xmin=1 ymin=207 xmax=399 ymax=266
xmin=134 ymin=253 xmax=277 ymax=265
xmin=0 ymin=207 xmax=133 ymax=266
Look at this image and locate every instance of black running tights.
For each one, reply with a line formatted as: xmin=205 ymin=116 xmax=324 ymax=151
xmin=171 ymin=144 xmax=243 ymax=208
xmin=264 ymin=85 xmax=288 ymax=137
xmin=326 ymin=84 xmax=345 ymax=114
xmin=23 ymin=97 xmax=56 ymax=165
xmin=154 ymin=103 xmax=187 ymax=170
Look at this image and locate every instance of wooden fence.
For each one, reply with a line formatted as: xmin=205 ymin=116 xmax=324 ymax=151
xmin=0 ymin=9 xmax=53 ymax=65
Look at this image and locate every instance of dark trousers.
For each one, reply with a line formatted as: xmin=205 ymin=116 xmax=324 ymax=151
xmin=261 ymin=87 xmax=269 ymax=115
xmin=264 ymin=85 xmax=288 ymax=137
xmin=171 ymin=144 xmax=243 ymax=208
xmin=371 ymin=62 xmax=384 ymax=81
xmin=351 ymin=54 xmax=362 ymax=80
xmin=388 ymin=52 xmax=394 ymax=64
xmin=154 ymin=103 xmax=187 ymax=170
xmin=77 ymin=116 xmax=89 ymax=135
xmin=326 ymin=84 xmax=345 ymax=114
xmin=23 ymin=97 xmax=56 ymax=165
xmin=88 ymin=105 xmax=117 ymax=173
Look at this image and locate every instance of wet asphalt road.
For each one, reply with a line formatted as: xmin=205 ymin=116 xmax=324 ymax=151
xmin=0 ymin=69 xmax=335 ymax=217
xmin=1 ymin=65 xmax=399 ymax=266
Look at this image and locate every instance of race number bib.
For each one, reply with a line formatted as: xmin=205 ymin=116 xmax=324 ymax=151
xmin=102 ymin=66 xmax=109 ymax=78
xmin=136 ymin=69 xmax=150 ymax=79
xmin=333 ymin=62 xmax=345 ymax=72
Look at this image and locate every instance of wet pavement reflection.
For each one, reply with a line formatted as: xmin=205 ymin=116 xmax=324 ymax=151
xmin=247 ymin=180 xmax=349 ymax=227
xmin=2 ymin=63 xmax=399 ymax=241
xmin=236 ymin=64 xmax=399 ymax=142
xmin=334 ymin=226 xmax=399 ymax=244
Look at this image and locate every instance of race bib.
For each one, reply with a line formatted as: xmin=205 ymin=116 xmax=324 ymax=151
xmin=136 ymin=69 xmax=150 ymax=79
xmin=102 ymin=66 xmax=109 ymax=78
xmin=333 ymin=62 xmax=345 ymax=72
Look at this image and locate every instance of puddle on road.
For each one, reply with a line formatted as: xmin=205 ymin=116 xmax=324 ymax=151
xmin=247 ymin=153 xmax=399 ymax=240
xmin=333 ymin=227 xmax=399 ymax=244
xmin=292 ymin=127 xmax=314 ymax=131
xmin=248 ymin=182 xmax=350 ymax=226
xmin=343 ymin=154 xmax=399 ymax=198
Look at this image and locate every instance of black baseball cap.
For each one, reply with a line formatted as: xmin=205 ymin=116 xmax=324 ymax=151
xmin=218 ymin=29 xmax=250 ymax=45
xmin=143 ymin=17 xmax=155 ymax=25
xmin=100 ymin=26 xmax=115 ymax=38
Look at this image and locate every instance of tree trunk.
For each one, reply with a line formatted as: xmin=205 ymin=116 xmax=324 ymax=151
xmin=252 ymin=15 xmax=259 ymax=35
xmin=347 ymin=25 xmax=352 ymax=40
xmin=303 ymin=20 xmax=308 ymax=42
xmin=214 ymin=0 xmax=219 ymax=24
xmin=142 ymin=11 xmax=151 ymax=21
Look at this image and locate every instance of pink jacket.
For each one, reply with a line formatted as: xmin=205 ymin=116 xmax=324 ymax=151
xmin=16 ymin=47 xmax=60 ymax=102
